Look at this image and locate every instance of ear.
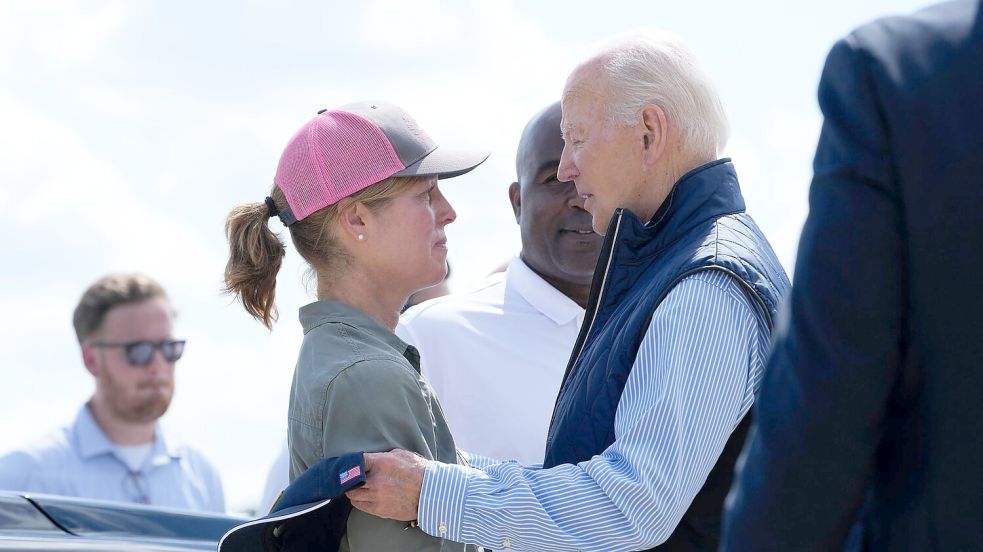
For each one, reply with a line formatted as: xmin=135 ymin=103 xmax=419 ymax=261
xmin=508 ymin=182 xmax=521 ymax=223
xmin=336 ymin=199 xmax=369 ymax=241
xmin=640 ymin=105 xmax=669 ymax=165
xmin=81 ymin=343 xmax=99 ymax=377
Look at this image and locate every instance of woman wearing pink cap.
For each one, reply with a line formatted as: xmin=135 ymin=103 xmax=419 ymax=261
xmin=224 ymin=102 xmax=487 ymax=551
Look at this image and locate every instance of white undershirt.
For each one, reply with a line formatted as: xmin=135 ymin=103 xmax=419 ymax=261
xmin=113 ymin=443 xmax=153 ymax=472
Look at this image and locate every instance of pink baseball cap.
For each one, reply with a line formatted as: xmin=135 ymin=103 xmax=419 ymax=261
xmin=272 ymin=101 xmax=489 ymax=226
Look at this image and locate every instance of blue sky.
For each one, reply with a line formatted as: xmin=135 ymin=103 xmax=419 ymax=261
xmin=0 ymin=0 xmax=935 ymax=512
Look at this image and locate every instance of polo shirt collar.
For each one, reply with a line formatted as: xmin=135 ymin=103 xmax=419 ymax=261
xmin=507 ymin=257 xmax=585 ymax=326
xmin=74 ymin=403 xmax=182 ymax=464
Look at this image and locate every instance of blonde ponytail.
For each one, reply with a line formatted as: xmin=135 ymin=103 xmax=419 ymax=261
xmin=223 ymin=191 xmax=286 ymax=330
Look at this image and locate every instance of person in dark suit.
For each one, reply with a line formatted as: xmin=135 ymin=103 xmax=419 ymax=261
xmin=721 ymin=1 xmax=983 ymax=550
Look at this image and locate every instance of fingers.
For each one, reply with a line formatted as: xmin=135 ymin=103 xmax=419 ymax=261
xmin=348 ymin=497 xmax=377 ymax=516
xmin=363 ymin=449 xmax=408 ymax=472
xmin=391 ymin=448 xmax=420 ymax=462
xmin=346 ymin=481 xmax=388 ymax=500
xmin=348 ymin=449 xmax=424 ymax=522
xmin=346 ymin=487 xmax=380 ymax=515
xmin=362 ymin=452 xmax=383 ymax=472
xmin=346 ymin=490 xmax=391 ymax=519
xmin=350 ymin=498 xmax=377 ymax=512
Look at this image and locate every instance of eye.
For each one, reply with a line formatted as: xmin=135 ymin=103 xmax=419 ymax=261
xmin=562 ymin=129 xmax=584 ymax=147
xmin=422 ymin=183 xmax=435 ymax=203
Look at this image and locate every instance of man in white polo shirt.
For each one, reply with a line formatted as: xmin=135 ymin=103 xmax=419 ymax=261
xmin=397 ymin=101 xmax=601 ymax=464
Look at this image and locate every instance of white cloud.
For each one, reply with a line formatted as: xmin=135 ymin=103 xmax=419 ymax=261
xmin=355 ymin=0 xmax=464 ymax=53
xmin=0 ymin=1 xmax=134 ymax=68
xmin=41 ymin=2 xmax=132 ymax=64
xmin=0 ymin=93 xmax=217 ymax=289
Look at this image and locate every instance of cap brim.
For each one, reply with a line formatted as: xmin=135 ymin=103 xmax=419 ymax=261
xmin=392 ymin=146 xmax=490 ymax=180
xmin=218 ymin=499 xmax=331 ymax=552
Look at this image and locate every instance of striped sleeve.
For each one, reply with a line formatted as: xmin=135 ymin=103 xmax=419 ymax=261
xmin=459 ymin=451 xmax=526 ymax=471
xmin=418 ymin=271 xmax=770 ymax=551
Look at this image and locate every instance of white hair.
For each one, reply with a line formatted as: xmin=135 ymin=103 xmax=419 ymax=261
xmin=585 ymin=30 xmax=729 ymax=160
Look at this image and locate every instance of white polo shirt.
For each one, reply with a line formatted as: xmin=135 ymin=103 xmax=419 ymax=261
xmin=397 ymin=257 xmax=584 ymax=465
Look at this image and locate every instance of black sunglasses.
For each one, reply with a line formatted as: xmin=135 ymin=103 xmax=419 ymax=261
xmin=91 ymin=340 xmax=186 ymax=366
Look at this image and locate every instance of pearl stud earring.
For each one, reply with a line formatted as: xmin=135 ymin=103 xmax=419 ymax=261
xmin=357 ymin=234 xmax=365 ymax=241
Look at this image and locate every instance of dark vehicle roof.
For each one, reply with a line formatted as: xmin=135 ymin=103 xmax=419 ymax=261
xmin=0 ymin=491 xmax=245 ymax=551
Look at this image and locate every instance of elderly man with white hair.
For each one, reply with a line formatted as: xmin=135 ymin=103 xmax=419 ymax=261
xmin=348 ymin=30 xmax=789 ymax=552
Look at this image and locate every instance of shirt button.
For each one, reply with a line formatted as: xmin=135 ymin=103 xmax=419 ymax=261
xmin=503 ymin=537 xmax=512 ymax=548
xmin=439 ymin=522 xmax=448 ymax=534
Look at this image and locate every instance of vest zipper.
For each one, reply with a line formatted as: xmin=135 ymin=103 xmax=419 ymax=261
xmin=571 ymin=210 xmax=624 ymax=370
xmin=547 ymin=209 xmax=625 ymax=442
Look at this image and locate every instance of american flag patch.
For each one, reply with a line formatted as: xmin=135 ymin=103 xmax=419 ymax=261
xmin=339 ymin=466 xmax=361 ymax=485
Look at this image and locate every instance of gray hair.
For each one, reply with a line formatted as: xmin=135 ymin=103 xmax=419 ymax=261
xmin=588 ymin=30 xmax=729 ymax=160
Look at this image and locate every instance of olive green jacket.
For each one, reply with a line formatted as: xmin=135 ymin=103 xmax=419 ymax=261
xmin=288 ymin=300 xmax=473 ymax=552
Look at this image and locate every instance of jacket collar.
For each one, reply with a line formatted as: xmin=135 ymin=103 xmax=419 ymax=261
xmin=299 ymin=299 xmax=418 ymax=368
xmin=613 ymin=158 xmax=746 ymax=258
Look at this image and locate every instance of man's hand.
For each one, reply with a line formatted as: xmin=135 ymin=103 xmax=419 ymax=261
xmin=346 ymin=449 xmax=427 ymax=522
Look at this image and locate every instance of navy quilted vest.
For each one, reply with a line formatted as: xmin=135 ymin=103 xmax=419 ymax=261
xmin=544 ymin=159 xmax=790 ymax=551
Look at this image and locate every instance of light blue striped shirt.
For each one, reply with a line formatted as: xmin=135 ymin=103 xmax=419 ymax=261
xmin=419 ymin=270 xmax=769 ymax=551
xmin=0 ymin=404 xmax=225 ymax=513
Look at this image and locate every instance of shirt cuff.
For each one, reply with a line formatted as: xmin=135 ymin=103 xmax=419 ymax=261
xmin=419 ymin=460 xmax=473 ymax=543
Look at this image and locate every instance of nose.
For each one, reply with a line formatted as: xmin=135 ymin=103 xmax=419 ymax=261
xmin=557 ymin=143 xmax=578 ymax=183
xmin=434 ymin=186 xmax=456 ymax=227
xmin=145 ymin=349 xmax=170 ymax=374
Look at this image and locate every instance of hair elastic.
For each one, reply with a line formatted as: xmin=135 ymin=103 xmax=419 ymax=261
xmin=265 ymin=196 xmax=279 ymax=219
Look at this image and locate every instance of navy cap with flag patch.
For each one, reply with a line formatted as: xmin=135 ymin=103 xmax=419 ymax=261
xmin=218 ymin=452 xmax=366 ymax=552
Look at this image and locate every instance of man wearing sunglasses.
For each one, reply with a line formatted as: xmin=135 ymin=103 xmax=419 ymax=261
xmin=0 ymin=273 xmax=225 ymax=512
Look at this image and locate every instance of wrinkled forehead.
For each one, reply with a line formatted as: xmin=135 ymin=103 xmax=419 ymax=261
xmin=561 ymin=64 xmax=611 ymax=125
xmin=563 ymin=57 xmax=609 ymax=99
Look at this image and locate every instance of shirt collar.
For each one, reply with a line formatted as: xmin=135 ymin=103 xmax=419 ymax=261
xmin=73 ymin=403 xmax=181 ymax=463
xmin=507 ymin=257 xmax=585 ymax=326
xmin=299 ymin=299 xmax=419 ymax=369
